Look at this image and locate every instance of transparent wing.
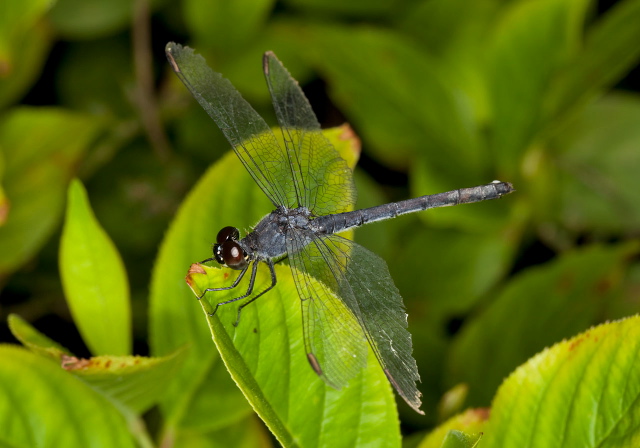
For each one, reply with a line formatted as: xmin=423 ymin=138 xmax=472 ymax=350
xmin=287 ymin=229 xmax=368 ymax=388
xmin=166 ymin=42 xmax=297 ymax=209
xmin=263 ymin=52 xmax=356 ymax=216
xmin=287 ymin=230 xmax=423 ymax=413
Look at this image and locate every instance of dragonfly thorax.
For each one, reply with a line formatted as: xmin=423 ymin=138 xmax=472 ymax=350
xmin=241 ymin=206 xmax=314 ymax=261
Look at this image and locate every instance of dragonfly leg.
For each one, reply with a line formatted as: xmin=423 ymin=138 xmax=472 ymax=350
xmin=197 ymin=263 xmax=249 ymax=299
xmin=233 ymin=260 xmax=277 ymax=327
xmin=204 ymin=261 xmax=258 ymax=316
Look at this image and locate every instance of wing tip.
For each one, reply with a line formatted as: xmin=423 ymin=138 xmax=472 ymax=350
xmin=165 ymin=41 xmax=181 ymax=73
xmin=384 ymin=368 xmax=424 ymax=415
xmin=263 ymin=51 xmax=276 ymax=75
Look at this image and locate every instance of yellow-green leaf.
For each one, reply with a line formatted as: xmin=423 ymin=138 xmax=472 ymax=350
xmin=60 ymin=179 xmax=131 ymax=356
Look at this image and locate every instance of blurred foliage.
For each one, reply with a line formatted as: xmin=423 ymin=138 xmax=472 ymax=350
xmin=1 ymin=0 xmax=639 ymax=447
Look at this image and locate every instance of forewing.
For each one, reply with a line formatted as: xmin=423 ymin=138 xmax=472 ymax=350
xmin=166 ymin=43 xmax=297 ymax=209
xmin=263 ymin=52 xmax=356 ymax=216
xmin=288 ymin=231 xmax=423 ymax=413
xmin=286 ymin=229 xmax=368 ymax=389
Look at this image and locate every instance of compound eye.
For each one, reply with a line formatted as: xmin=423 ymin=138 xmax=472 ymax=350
xmin=221 ymin=241 xmax=248 ymax=270
xmin=216 ymin=226 xmax=239 ymax=244
xmin=213 ymin=244 xmax=224 ymax=264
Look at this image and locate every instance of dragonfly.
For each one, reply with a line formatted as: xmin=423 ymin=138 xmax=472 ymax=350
xmin=166 ymin=42 xmax=514 ymax=414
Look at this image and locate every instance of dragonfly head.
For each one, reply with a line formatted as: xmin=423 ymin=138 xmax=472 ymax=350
xmin=213 ymin=226 xmax=249 ymax=270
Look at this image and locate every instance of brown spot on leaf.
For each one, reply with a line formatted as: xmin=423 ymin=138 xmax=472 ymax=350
xmin=569 ymin=336 xmax=585 ymax=351
xmin=188 ymin=263 xmax=206 ymax=275
xmin=61 ymin=355 xmax=91 ymax=370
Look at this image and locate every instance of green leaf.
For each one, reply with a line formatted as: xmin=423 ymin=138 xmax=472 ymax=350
xmin=0 ymin=107 xmax=102 ymax=275
xmin=56 ymin=38 xmax=134 ymax=116
xmin=186 ymin=263 xmax=400 ymax=447
xmin=48 ymin=0 xmax=134 ymax=39
xmin=7 ymin=313 xmax=72 ymax=360
xmin=390 ymin=227 xmax=514 ymax=318
xmin=440 ymin=431 xmax=481 ymax=448
xmin=416 ymin=409 xmax=488 ymax=448
xmin=8 ymin=313 xmax=184 ymax=416
xmin=0 ymin=23 xmax=52 ymax=109
xmin=483 ymin=315 xmax=640 ymax=447
xmin=284 ymin=0 xmax=395 ymax=16
xmin=308 ymin=25 xmax=483 ymax=179
xmin=0 ymin=149 xmax=7 ymax=226
xmin=62 ymin=351 xmax=184 ymax=414
xmin=174 ymin=415 xmax=271 ymax=447
xmin=60 ymin=179 xmax=131 ymax=356
xmin=149 ymin=150 xmax=272 ymax=433
xmin=448 ymin=242 xmax=639 ymax=406
xmin=184 ymin=0 xmax=275 ymax=54
xmin=486 ymin=0 xmax=589 ymax=174
xmin=0 ymin=345 xmax=136 ymax=447
xmin=0 ymin=0 xmax=51 ymax=75
xmin=545 ymin=0 xmax=640 ymax=124
xmin=551 ymin=93 xmax=640 ymax=235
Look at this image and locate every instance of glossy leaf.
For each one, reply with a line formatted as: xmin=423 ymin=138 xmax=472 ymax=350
xmin=186 ymin=263 xmax=401 ymax=447
xmin=0 ymin=345 xmax=136 ymax=447
xmin=448 ymin=242 xmax=639 ymax=406
xmin=60 ymin=179 xmax=131 ymax=356
xmin=483 ymin=315 xmax=640 ymax=447
xmin=0 ymin=108 xmax=102 ymax=275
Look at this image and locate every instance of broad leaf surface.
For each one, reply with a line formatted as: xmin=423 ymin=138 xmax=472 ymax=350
xmin=486 ymin=0 xmax=589 ymax=174
xmin=61 ymin=351 xmax=184 ymax=414
xmin=186 ymin=263 xmax=400 ymax=447
xmin=483 ymin=315 xmax=640 ymax=447
xmin=8 ymin=313 xmax=181 ymax=414
xmin=0 ymin=345 xmax=136 ymax=448
xmin=183 ymin=0 xmax=275 ymax=54
xmin=0 ymin=108 xmax=102 ymax=275
xmin=448 ymin=242 xmax=639 ymax=405
xmin=551 ymin=93 xmax=640 ymax=234
xmin=60 ymin=179 xmax=131 ymax=356
xmin=545 ymin=0 xmax=640 ymax=124
xmin=308 ymin=25 xmax=481 ymax=179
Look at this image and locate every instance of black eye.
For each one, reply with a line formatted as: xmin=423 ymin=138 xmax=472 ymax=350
xmin=221 ymin=241 xmax=248 ymax=270
xmin=217 ymin=226 xmax=239 ymax=244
